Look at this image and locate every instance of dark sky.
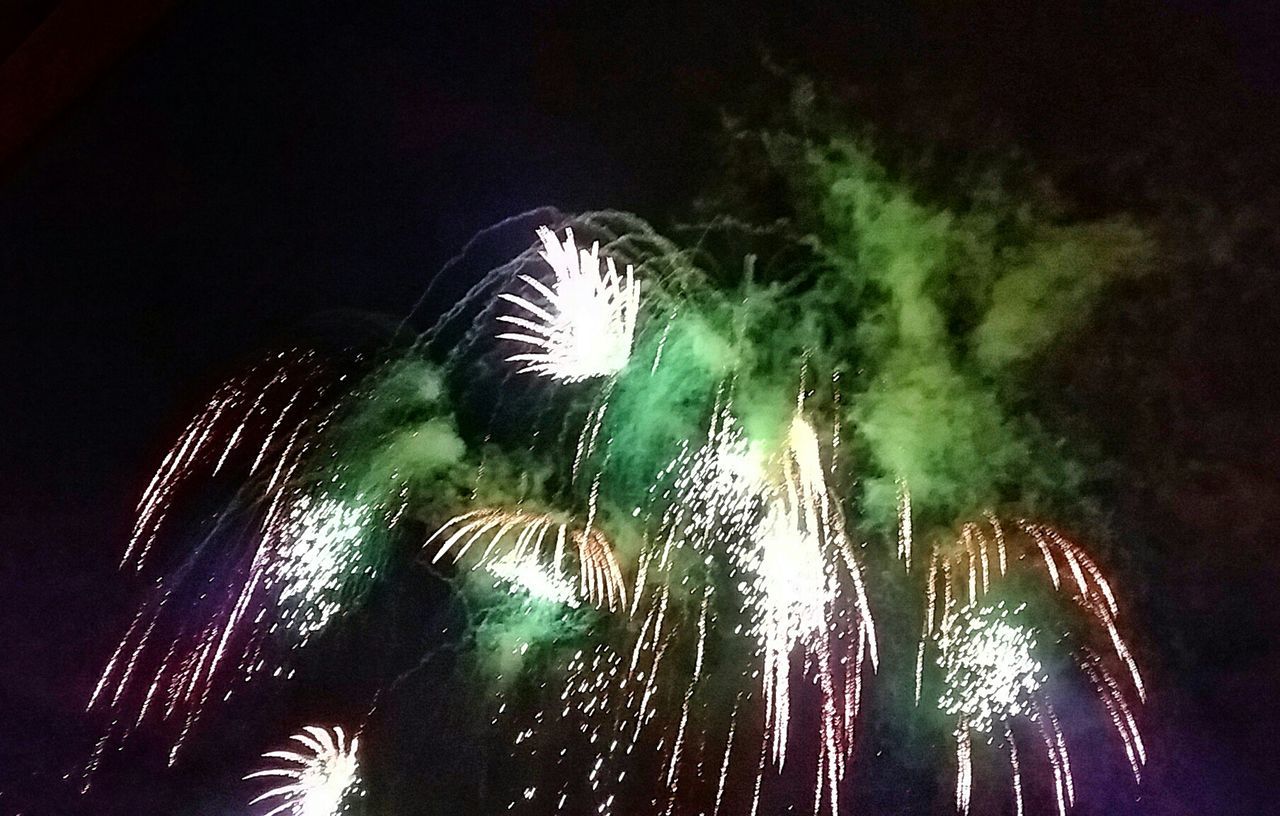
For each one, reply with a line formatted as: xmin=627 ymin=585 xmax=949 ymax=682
xmin=3 ymin=1 xmax=1279 ymax=814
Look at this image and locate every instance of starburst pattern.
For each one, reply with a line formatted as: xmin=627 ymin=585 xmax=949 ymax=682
xmin=245 ymin=725 xmax=362 ymax=816
xmin=427 ymin=508 xmax=627 ymax=611
xmin=497 ymin=226 xmax=640 ymax=382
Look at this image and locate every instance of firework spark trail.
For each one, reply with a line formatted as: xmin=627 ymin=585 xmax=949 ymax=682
xmin=750 ymin=412 xmax=876 ymax=802
xmin=245 ymin=725 xmax=362 ymax=816
xmin=121 ymin=352 xmax=329 ymax=572
xmin=564 ymin=400 xmax=875 ymax=816
xmin=497 ymin=226 xmax=640 ymax=383
xmin=88 ymin=351 xmax=387 ymax=768
xmin=95 ymin=352 xmax=334 ymax=748
xmin=897 ymin=479 xmax=913 ymax=567
xmin=427 ymin=508 xmax=627 ymax=611
xmin=87 ymin=203 xmax=1156 ymax=816
xmin=104 ymin=491 xmax=376 ymax=762
xmin=921 ymin=517 xmax=1147 ymax=815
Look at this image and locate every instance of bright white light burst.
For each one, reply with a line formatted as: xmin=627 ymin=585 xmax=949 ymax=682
xmin=937 ymin=602 xmax=1044 ymax=735
xmin=497 ymin=226 xmax=640 ymax=382
xmin=271 ymin=496 xmax=374 ymax=643
xmin=245 ymin=725 xmax=362 ymax=816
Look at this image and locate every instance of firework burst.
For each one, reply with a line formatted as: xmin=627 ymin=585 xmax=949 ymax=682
xmin=269 ymin=495 xmax=377 ymax=646
xmin=560 ymin=399 xmax=878 ymax=816
xmin=245 ymin=725 xmax=363 ymax=816
xmin=87 ymin=487 xmax=383 ymax=770
xmin=85 ymin=351 xmax=402 ymax=776
xmin=427 ymin=508 xmax=627 ymax=611
xmin=497 ymin=226 xmax=641 ymax=383
xmin=917 ymin=516 xmax=1146 ymax=816
xmin=80 ymin=192 xmax=1157 ymax=816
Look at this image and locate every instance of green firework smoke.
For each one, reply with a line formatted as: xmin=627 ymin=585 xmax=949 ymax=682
xmin=693 ymin=119 xmax=1152 ymax=535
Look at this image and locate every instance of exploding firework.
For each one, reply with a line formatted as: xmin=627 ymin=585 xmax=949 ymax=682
xmin=84 ymin=350 xmax=414 ymax=776
xmin=548 ymin=399 xmax=879 ymax=816
xmin=936 ymin=602 xmax=1045 ymax=816
xmin=121 ymin=349 xmax=334 ymax=573
xmin=87 ymin=487 xmax=382 ymax=771
xmin=245 ymin=725 xmax=362 ymax=816
xmin=427 ymin=508 xmax=627 ymax=611
xmin=918 ymin=516 xmax=1146 ymax=816
xmin=937 ymin=602 xmax=1044 ymax=734
xmin=270 ymin=495 xmax=377 ymax=645
xmin=497 ymin=226 xmax=640 ymax=383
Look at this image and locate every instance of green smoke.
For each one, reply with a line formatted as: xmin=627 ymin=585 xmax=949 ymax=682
xmin=329 ymin=358 xmax=471 ymax=508
xmin=678 ymin=123 xmax=1154 ymax=536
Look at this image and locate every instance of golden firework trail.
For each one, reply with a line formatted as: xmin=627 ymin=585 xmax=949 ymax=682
xmin=427 ymin=508 xmax=627 ymax=612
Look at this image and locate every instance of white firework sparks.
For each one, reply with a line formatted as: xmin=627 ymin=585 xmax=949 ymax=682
xmin=245 ymin=725 xmax=362 ymax=816
xmin=921 ymin=518 xmax=1147 ymax=816
xmin=602 ymin=403 xmax=875 ymax=816
xmin=749 ymin=496 xmax=836 ymax=756
xmin=937 ymin=602 xmax=1049 ymax=816
xmin=270 ymin=496 xmax=374 ymax=644
xmin=745 ymin=413 xmax=876 ymax=791
xmin=937 ymin=602 xmax=1045 ymax=734
xmin=497 ymin=226 xmax=640 ymax=382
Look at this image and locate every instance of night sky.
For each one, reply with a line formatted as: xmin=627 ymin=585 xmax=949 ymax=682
xmin=3 ymin=2 xmax=1279 ymax=814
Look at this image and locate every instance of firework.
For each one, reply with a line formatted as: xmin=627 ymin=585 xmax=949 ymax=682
xmin=269 ymin=495 xmax=376 ymax=646
xmin=245 ymin=725 xmax=362 ymax=816
xmin=497 ymin=226 xmax=641 ymax=382
xmin=746 ymin=411 xmax=877 ymax=811
xmin=919 ymin=517 xmax=1146 ymax=816
xmin=427 ymin=508 xmax=627 ymax=611
xmin=82 ymin=343 xmax=454 ymax=785
xmin=579 ymin=401 xmax=877 ymax=816
xmin=936 ymin=602 xmax=1045 ymax=816
xmin=87 ymin=489 xmax=381 ymax=770
xmin=121 ymin=350 xmax=333 ymax=573
xmin=83 ymin=348 xmax=405 ymax=778
xmin=81 ymin=191 xmax=1157 ymax=816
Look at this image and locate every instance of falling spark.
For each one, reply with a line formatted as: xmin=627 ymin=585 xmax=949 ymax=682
xmin=90 ymin=481 xmax=380 ymax=765
xmin=937 ymin=602 xmax=1044 ymax=735
xmin=897 ymin=479 xmax=913 ymax=567
xmin=592 ymin=401 xmax=875 ymax=816
xmin=497 ymin=226 xmax=641 ymax=382
xmin=245 ymin=725 xmax=362 ymax=816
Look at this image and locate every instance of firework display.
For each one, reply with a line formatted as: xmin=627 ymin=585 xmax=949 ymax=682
xmin=427 ymin=508 xmax=626 ymax=610
xmin=84 ymin=121 xmax=1156 ymax=816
